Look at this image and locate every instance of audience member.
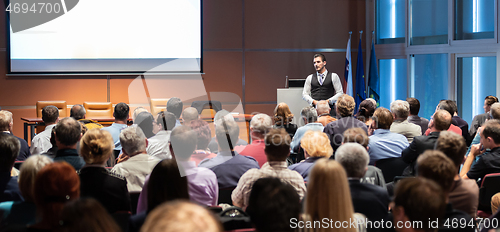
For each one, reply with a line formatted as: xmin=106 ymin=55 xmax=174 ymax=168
xmin=189 ymin=119 xmax=216 ymax=165
xmin=0 ymin=110 xmax=30 ymax=161
xmin=368 ymin=107 xmax=409 ymax=165
xmin=290 ymin=106 xmax=324 ymax=154
xmin=40 ymin=127 xmax=57 ymax=159
xmin=70 ymin=104 xmax=103 ymax=130
xmin=323 ymin=94 xmax=368 ymax=151
xmin=58 ymin=198 xmax=121 ymax=232
xmin=392 ymin=178 xmax=446 ymax=232
xmin=288 ymin=130 xmax=331 ymax=181
xmin=246 ymin=178 xmax=301 ymax=232
xmin=274 ymin=102 xmax=298 ymax=137
xmin=424 ymin=100 xmax=462 ymax=136
xmin=316 ymin=100 xmax=336 ymax=126
xmin=390 ymin=100 xmax=422 ymax=143
xmin=435 ymin=131 xmax=478 ymax=218
xmin=147 ymin=111 xmax=176 ymax=160
xmin=207 ymin=110 xmax=248 ymax=153
xmin=102 ymin=102 xmax=129 ymax=153
xmin=134 ymin=111 xmax=155 ymax=139
xmin=335 ymin=143 xmax=390 ymax=222
xmin=30 ymin=105 xmax=59 ymax=156
xmin=131 ymin=107 xmax=148 ymax=123
xmin=54 ymin=117 xmax=86 ymax=170
xmin=0 ymin=134 xmax=23 ymax=203
xmin=130 ymin=159 xmax=190 ymax=232
xmin=140 ymin=200 xmax=222 ymax=232
xmin=406 ymin=97 xmax=429 ymax=135
xmin=111 ymin=126 xmax=161 ymax=192
xmin=401 ymin=109 xmax=451 ymax=176
xmin=0 ymin=155 xmax=52 ymax=227
xmin=304 ymin=158 xmax=366 ymax=232
xmin=78 ymin=129 xmax=131 ymax=214
xmin=355 ymin=99 xmax=376 ymax=126
xmin=234 ymin=113 xmax=273 ymax=167
xmin=460 ymin=119 xmax=500 ymax=182
xmin=416 ymin=151 xmax=475 ymax=232
xmin=448 ymin=100 xmax=469 ymax=141
xmin=470 ymin=95 xmax=498 ymax=138
xmin=181 ymin=107 xmax=199 ymax=126
xmin=166 ymin=97 xmax=183 ymax=128
xmin=232 ymin=128 xmax=306 ymax=208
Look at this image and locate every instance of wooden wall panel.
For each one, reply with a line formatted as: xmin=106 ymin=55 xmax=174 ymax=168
xmin=202 ymin=0 xmax=243 ymax=49
xmin=202 ymin=51 xmax=243 ymax=100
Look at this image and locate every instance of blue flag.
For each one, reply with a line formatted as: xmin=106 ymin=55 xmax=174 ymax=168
xmin=368 ymin=40 xmax=380 ymax=106
xmin=355 ymin=38 xmax=366 ymax=113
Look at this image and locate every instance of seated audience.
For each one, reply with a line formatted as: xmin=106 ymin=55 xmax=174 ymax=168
xmin=58 ymin=198 xmax=121 ymax=232
xmin=0 ymin=155 xmax=52 ymax=227
xmin=323 ymin=94 xmax=368 ymax=152
xmin=246 ymin=178 xmax=301 ymax=232
xmin=274 ymin=102 xmax=298 ymax=138
xmin=234 ymin=113 xmax=273 ymax=167
xmin=304 ymin=158 xmax=366 ymax=232
xmin=147 ymin=111 xmax=176 ymax=160
xmin=470 ymin=95 xmax=498 ymax=139
xmin=181 ymin=107 xmax=199 ymax=126
xmin=207 ymin=110 xmax=248 ymax=153
xmin=140 ymin=200 xmax=222 ymax=232
xmin=389 ymin=100 xmax=422 ymax=143
xmin=289 ymin=130 xmax=332 ymax=181
xmin=465 ymin=102 xmax=500 ymax=165
xmin=40 ymin=127 xmax=57 ymax=159
xmin=406 ymin=97 xmax=429 ymax=135
xmin=416 ymin=151 xmax=475 ymax=232
xmin=111 ymin=126 xmax=161 ymax=192
xmin=0 ymin=133 xmax=22 ymax=203
xmin=316 ymin=100 xmax=336 ymax=126
xmin=401 ymin=109 xmax=451 ymax=176
xmin=134 ymin=111 xmax=155 ymax=139
xmin=0 ymin=110 xmax=30 ymax=161
xmin=131 ymin=107 xmax=148 ymax=123
xmin=130 ymin=159 xmax=190 ymax=232
xmin=199 ymin=120 xmax=259 ymax=189
xmin=102 ymin=102 xmax=129 ymax=153
xmin=30 ymin=105 xmax=59 ymax=156
xmin=355 ymin=99 xmax=376 ymax=126
xmin=232 ymin=128 xmax=306 ymax=208
xmin=53 ymin=117 xmax=86 ymax=170
xmin=167 ymin=97 xmax=183 ymax=128
xmin=368 ymin=107 xmax=409 ymax=165
xmin=448 ymin=100 xmax=469 ymax=141
xmin=78 ymin=129 xmax=131 ymax=214
xmin=189 ymin=119 xmax=216 ymax=165
xmin=70 ymin=104 xmax=103 ymax=130
xmin=424 ymin=100 xmax=462 ymax=136
xmin=335 ymin=143 xmax=390 ymax=222
xmin=460 ymin=119 xmax=500 ymax=182
xmin=290 ymin=106 xmax=324 ymax=153
xmin=435 ymin=131 xmax=478 ymax=218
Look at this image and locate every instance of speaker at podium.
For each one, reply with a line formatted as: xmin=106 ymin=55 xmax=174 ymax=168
xmin=277 ymin=78 xmax=310 ymax=127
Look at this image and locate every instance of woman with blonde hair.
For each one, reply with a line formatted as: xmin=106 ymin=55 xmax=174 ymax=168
xmin=288 ymin=131 xmax=332 ymax=181
xmin=78 ymin=129 xmax=130 ymax=214
xmin=274 ymin=102 xmax=297 ymax=137
xmin=305 ymin=159 xmax=366 ymax=232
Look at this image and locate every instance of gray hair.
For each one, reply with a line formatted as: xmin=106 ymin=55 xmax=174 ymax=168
xmin=182 ymin=107 xmax=199 ymax=124
xmin=132 ymin=107 xmax=149 ymax=123
xmin=491 ymin=102 xmax=500 ymax=120
xmin=120 ymin=126 xmax=147 ymax=156
xmin=214 ymin=109 xmax=235 ymax=127
xmin=335 ymin=143 xmax=369 ymax=178
xmin=301 ymin=106 xmax=318 ymax=124
xmin=315 ymin=100 xmax=330 ymax=115
xmin=250 ymin=113 xmax=273 ymax=136
xmin=390 ymin=100 xmax=410 ymax=119
xmin=19 ymin=155 xmax=53 ymax=201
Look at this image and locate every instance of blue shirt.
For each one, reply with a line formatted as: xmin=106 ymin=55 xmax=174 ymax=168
xmin=101 ymin=123 xmax=128 ymax=151
xmin=290 ymin=123 xmax=324 ymax=151
xmin=288 ymin=156 xmax=324 ymax=182
xmin=368 ymin=129 xmax=409 ymax=165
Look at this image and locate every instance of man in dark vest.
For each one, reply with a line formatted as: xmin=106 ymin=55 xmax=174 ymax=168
xmin=302 ymin=53 xmax=343 ymax=116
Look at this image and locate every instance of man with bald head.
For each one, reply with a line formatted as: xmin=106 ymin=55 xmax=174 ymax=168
xmin=181 ymin=107 xmax=199 ymax=126
xmin=70 ymin=104 xmax=103 ymax=130
xmin=316 ymin=100 xmax=336 ymax=126
xmin=401 ymin=109 xmax=452 ymax=176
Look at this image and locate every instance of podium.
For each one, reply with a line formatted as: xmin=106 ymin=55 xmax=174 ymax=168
xmin=277 ymin=87 xmax=309 ymax=127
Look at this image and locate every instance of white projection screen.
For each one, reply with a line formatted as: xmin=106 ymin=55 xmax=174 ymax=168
xmin=7 ymin=0 xmax=202 ymax=74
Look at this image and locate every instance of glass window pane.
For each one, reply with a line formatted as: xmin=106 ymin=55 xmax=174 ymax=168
xmin=455 ymin=0 xmax=495 ymax=40
xmin=410 ymin=0 xmax=448 ymax=45
xmin=411 ymin=54 xmax=449 ymax=120
xmin=379 ymin=59 xmax=408 ymax=109
xmin=376 ymin=0 xmax=405 ymax=44
xmin=457 ymin=56 xmax=496 ymax=125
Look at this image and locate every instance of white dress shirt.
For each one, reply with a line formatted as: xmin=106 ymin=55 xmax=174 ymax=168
xmin=146 ymin=130 xmax=172 ymax=160
xmin=302 ymin=69 xmax=344 ymax=105
xmin=30 ymin=124 xmax=56 ymax=156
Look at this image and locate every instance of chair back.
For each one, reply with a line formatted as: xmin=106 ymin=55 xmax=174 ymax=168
xmin=36 ymin=101 xmax=67 ymax=118
xmin=191 ymin=101 xmax=222 ymax=114
xmin=218 ymin=187 xmax=236 ymax=205
xmin=150 ymin=98 xmax=170 ymax=117
xmin=83 ymin=102 xmax=113 ymax=118
xmin=375 ymin=157 xmax=408 ymax=183
xmin=479 ymin=173 xmax=500 ymax=213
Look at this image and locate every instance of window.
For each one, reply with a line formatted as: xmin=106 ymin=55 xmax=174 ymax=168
xmin=455 ymin=0 xmax=495 ymax=40
xmin=379 ymin=59 xmax=407 ymax=108
xmin=376 ymin=0 xmax=405 ymax=44
xmin=410 ymin=0 xmax=448 ymax=45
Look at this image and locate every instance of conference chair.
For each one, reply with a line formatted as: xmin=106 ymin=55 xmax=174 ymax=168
xmin=36 ymin=101 xmax=67 ymax=118
xmin=478 ymin=173 xmax=500 ymax=217
xmin=375 ymin=157 xmax=408 ymax=183
xmin=191 ymin=101 xmax=222 ymax=119
xmin=149 ymin=98 xmax=170 ymax=117
xmin=83 ymin=102 xmax=113 ymax=118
